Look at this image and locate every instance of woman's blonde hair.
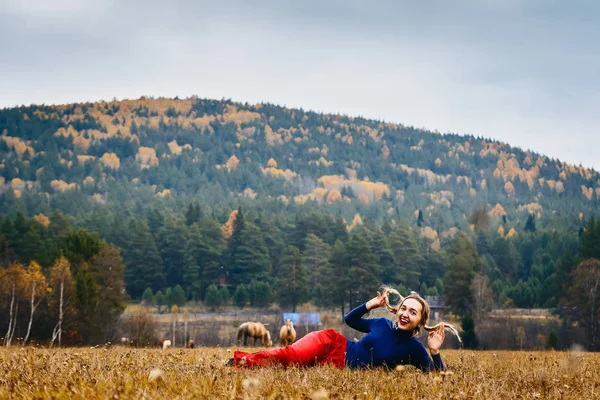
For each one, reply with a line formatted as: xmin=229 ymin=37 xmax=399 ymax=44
xmin=383 ymin=287 xmax=462 ymax=343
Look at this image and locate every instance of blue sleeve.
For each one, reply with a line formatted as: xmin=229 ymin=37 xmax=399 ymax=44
xmin=344 ymin=303 xmax=375 ymax=333
xmin=432 ymin=353 xmax=445 ymax=371
xmin=411 ymin=341 xmax=445 ymax=372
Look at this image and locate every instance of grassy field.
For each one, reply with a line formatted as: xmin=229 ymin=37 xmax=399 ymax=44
xmin=1 ymin=347 xmax=598 ymax=399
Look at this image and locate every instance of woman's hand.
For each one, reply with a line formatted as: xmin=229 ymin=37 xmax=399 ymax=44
xmin=365 ymin=288 xmax=390 ymax=311
xmin=427 ymin=324 xmax=445 ymax=355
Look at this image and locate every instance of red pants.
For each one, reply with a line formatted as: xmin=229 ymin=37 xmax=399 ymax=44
xmin=233 ymin=329 xmax=347 ymax=369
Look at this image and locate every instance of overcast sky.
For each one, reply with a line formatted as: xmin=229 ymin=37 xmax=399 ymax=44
xmin=1 ymin=0 xmax=599 ymax=170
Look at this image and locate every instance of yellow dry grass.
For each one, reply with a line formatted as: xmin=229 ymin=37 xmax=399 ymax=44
xmin=1 ymin=347 xmax=598 ymax=399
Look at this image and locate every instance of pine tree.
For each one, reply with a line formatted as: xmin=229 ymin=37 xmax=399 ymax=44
xmin=62 ymin=228 xmax=105 ymax=270
xmin=226 ymin=208 xmax=245 ymax=259
xmin=48 ymin=211 xmax=71 ymax=239
xmin=0 ymin=217 xmax=18 ymax=266
xmin=253 ymin=281 xmax=274 ymax=308
xmin=170 ymin=285 xmax=187 ymax=307
xmin=142 ymin=287 xmax=154 ymax=306
xmin=546 ymin=329 xmax=560 ymax=350
xmin=20 ymin=225 xmax=44 ymax=265
xmin=219 ymin=286 xmax=230 ymax=307
xmin=204 ymin=284 xmax=221 ymax=310
xmin=182 ymin=224 xmax=202 ymax=300
xmin=524 ymin=214 xmax=536 ymax=232
xmin=301 ymin=233 xmax=331 ymax=288
xmin=331 ymin=216 xmax=349 ymax=244
xmin=87 ymin=245 xmax=126 ymax=342
xmin=388 ymin=224 xmax=421 ymax=290
xmin=75 ymin=262 xmax=100 ymax=343
xmin=345 ymin=232 xmax=382 ymax=308
xmin=580 ymin=217 xmax=600 ymax=259
xmin=146 ymin=208 xmax=164 ymax=238
xmin=155 ymin=290 xmax=166 ymax=313
xmin=323 ymin=240 xmax=349 ymax=315
xmin=228 ymin=222 xmax=271 ymax=287
xmin=108 ymin=213 xmax=128 ymax=250
xmin=123 ymin=219 xmax=165 ymax=298
xmin=276 ymin=245 xmax=308 ymax=312
xmin=256 ymin=216 xmax=286 ymax=278
xmin=289 ymin=212 xmax=330 ymax=250
xmin=565 ymin=258 xmax=600 ymax=350
xmin=233 ymin=284 xmax=249 ymax=308
xmin=491 ymin=236 xmax=519 ymax=280
xmin=475 ymin=231 xmax=491 ymax=256
xmin=461 ymin=314 xmax=479 ymax=349
xmin=185 ymin=203 xmax=201 ymax=226
xmin=372 ymin=229 xmax=395 ymax=285
xmin=156 ymin=217 xmax=188 ymax=288
xmin=555 ymin=252 xmax=577 ymax=300
xmin=443 ymin=233 xmax=480 ymax=315
xmin=198 ymin=218 xmax=226 ymax=295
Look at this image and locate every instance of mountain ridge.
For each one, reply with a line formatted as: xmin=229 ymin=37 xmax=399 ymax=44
xmin=0 ymin=96 xmax=598 ymax=234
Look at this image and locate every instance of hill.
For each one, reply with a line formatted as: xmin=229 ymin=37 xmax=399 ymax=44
xmin=1 ymin=96 xmax=599 ymax=316
xmin=0 ymin=96 xmax=597 ymax=231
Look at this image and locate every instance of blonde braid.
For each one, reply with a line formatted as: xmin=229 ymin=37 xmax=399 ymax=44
xmin=383 ymin=287 xmax=462 ymax=343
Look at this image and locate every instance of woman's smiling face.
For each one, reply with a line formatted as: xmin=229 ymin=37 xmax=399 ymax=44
xmin=396 ymin=298 xmax=423 ymax=332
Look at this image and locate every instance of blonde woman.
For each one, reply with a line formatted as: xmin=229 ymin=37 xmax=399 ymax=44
xmin=227 ymin=287 xmax=460 ymax=371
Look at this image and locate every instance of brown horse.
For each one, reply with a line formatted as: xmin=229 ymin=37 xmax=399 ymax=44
xmin=237 ymin=322 xmax=272 ymax=347
xmin=279 ymin=319 xmax=296 ymax=346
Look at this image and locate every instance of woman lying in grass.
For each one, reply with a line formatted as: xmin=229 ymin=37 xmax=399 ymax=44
xmin=227 ymin=287 xmax=461 ymax=371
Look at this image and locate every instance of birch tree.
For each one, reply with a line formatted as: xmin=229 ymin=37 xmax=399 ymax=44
xmin=171 ymin=305 xmax=178 ymax=347
xmin=23 ymin=261 xmax=47 ymax=345
xmin=2 ymin=262 xmax=26 ymax=346
xmin=183 ymin=308 xmax=189 ymax=348
xmin=50 ymin=256 xmax=74 ymax=347
xmin=471 ymin=273 xmax=493 ymax=322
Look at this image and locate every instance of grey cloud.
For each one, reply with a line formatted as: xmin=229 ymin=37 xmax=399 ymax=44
xmin=0 ymin=0 xmax=598 ymax=169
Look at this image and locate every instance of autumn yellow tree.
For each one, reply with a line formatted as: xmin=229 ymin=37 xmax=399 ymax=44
xmin=49 ymin=257 xmax=75 ymax=347
xmin=23 ymin=261 xmax=48 ymax=345
xmin=2 ymin=262 xmax=26 ymax=346
xmin=221 ymin=209 xmax=239 ymax=239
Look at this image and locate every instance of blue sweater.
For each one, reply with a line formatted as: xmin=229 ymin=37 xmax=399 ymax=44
xmin=344 ymin=303 xmax=444 ymax=371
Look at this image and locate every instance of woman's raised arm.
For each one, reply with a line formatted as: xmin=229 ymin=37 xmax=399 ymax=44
xmin=344 ymin=290 xmax=390 ymax=333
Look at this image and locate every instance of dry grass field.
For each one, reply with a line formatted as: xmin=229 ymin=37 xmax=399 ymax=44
xmin=1 ymin=347 xmax=598 ymax=399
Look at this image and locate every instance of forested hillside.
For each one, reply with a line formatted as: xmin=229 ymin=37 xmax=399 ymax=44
xmin=1 ymin=97 xmax=598 ymax=228
xmin=1 ymin=97 xmax=600 ymax=341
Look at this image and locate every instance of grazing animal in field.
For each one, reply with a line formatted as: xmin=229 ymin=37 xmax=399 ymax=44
xmin=279 ymin=319 xmax=297 ymax=346
xmin=237 ymin=322 xmax=272 ymax=347
xmin=188 ymin=339 xmax=195 ymax=349
xmin=162 ymin=339 xmax=172 ymax=350
xmin=120 ymin=337 xmax=131 ymax=346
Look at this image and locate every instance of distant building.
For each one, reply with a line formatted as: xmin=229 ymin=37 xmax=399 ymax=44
xmin=283 ymin=313 xmax=321 ymax=326
xmin=424 ymin=296 xmax=449 ymax=321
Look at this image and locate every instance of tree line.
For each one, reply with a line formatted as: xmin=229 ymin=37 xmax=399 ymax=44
xmin=1 ymin=208 xmax=600 ymax=349
xmin=0 ymin=212 xmax=125 ymax=346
